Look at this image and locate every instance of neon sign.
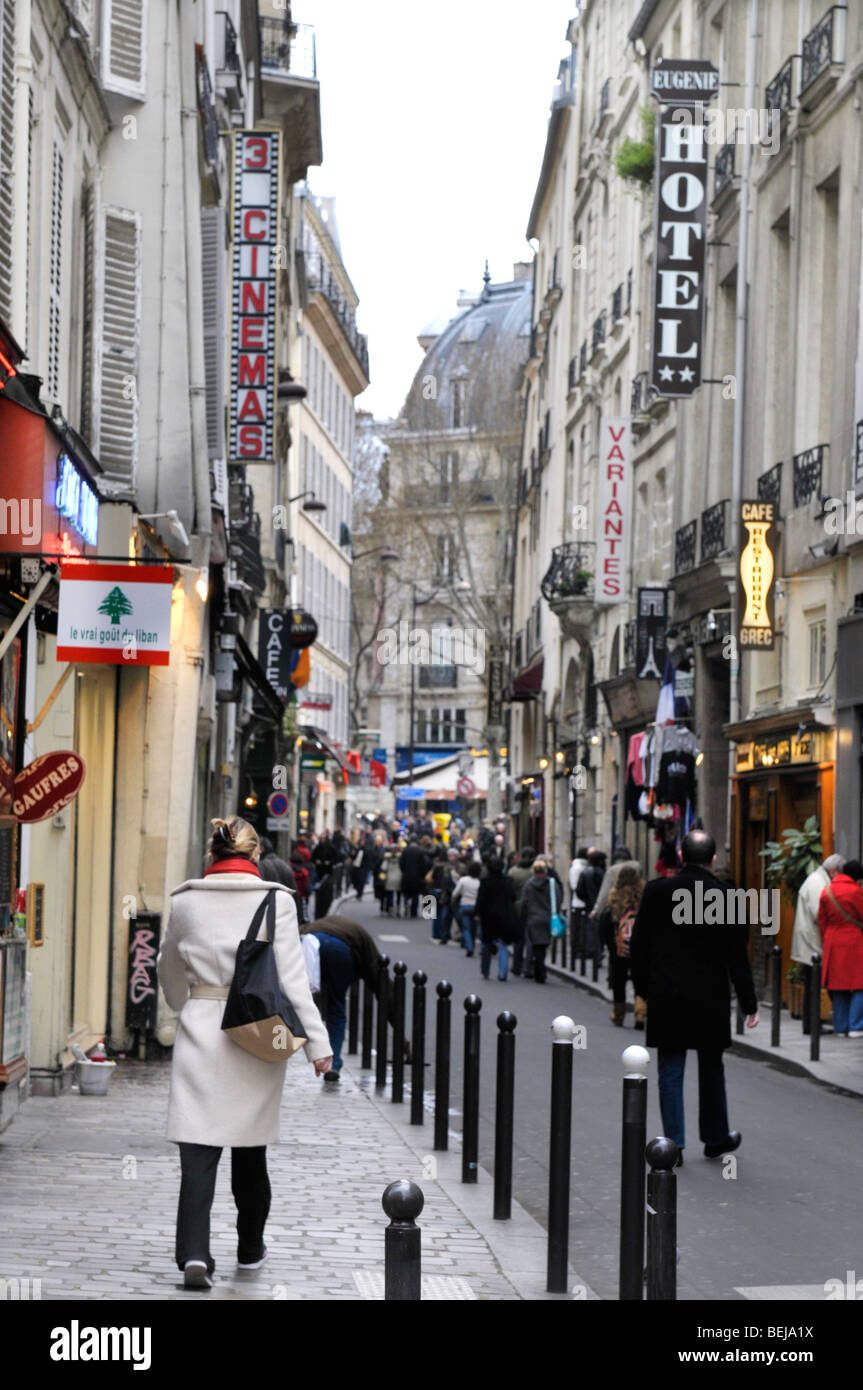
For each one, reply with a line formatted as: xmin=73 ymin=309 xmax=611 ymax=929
xmin=56 ymin=453 xmax=99 ymax=547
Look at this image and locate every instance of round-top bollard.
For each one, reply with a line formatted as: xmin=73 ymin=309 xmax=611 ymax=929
xmin=410 ymin=971 xmax=427 ymax=1126
xmin=645 ymin=1137 xmax=679 ymax=1302
xmin=348 ymin=980 xmax=359 ymax=1055
xmin=619 ymin=1045 xmax=649 ymax=1302
xmin=810 ymin=954 xmax=822 ymax=1061
xmin=434 ymin=981 xmax=453 ymax=1152
xmin=375 ymin=955 xmax=390 ymax=1091
xmin=462 ymin=995 xmax=482 ymax=1184
xmin=494 ymin=1011 xmax=517 ymax=1221
xmin=391 ymin=962 xmax=407 ymax=1104
xmin=770 ymin=943 xmax=782 ymax=1047
xmin=382 ymin=1180 xmax=424 ymax=1301
xmin=362 ymin=977 xmax=374 ymax=1069
xmin=547 ymin=1015 xmax=577 ymax=1294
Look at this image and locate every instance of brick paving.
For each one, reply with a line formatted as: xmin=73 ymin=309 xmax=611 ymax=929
xmin=0 ymin=1052 xmax=592 ymax=1301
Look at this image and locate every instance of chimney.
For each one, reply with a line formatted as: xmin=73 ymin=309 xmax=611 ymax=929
xmin=512 ymin=261 xmax=532 ymax=281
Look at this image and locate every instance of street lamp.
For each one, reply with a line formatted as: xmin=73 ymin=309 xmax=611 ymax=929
xmin=289 ymin=490 xmax=326 ymax=513
xmin=353 ymin=546 xmax=400 ymax=562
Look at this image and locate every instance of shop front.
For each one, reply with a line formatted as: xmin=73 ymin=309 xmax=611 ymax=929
xmin=726 ymin=712 xmax=835 ymax=998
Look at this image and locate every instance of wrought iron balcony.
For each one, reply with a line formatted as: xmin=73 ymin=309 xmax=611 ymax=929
xmin=793 ymin=444 xmax=826 ymax=508
xmin=259 ymin=17 xmax=317 ymax=79
xmin=623 ymin=619 xmax=636 ymax=669
xmin=675 ymin=519 xmax=697 ymax=575
xmin=631 ymin=370 xmax=657 ymax=416
xmin=714 ymin=142 xmax=735 ymax=198
xmin=765 ymin=55 xmax=794 ymax=116
xmin=568 ymin=356 xmax=577 ymax=392
xmin=611 ymin=283 xmax=623 ymax=324
xmin=598 ymin=77 xmax=610 ymax=122
xmin=216 ymin=10 xmax=241 ymax=73
xmin=541 ymin=543 xmax=596 ymax=603
xmin=592 ymin=311 xmax=606 ymax=356
xmin=228 ymin=474 xmax=265 ymax=592
xmin=801 ymin=6 xmax=845 ymax=95
xmin=626 ymin=267 xmax=633 ymax=312
xmin=757 ymin=461 xmax=783 ymax=512
xmin=579 ymin=340 xmax=587 ymax=377
xmin=856 ymin=421 xmax=863 ymax=485
xmin=700 ymin=498 xmax=730 ymax=562
xmin=195 ymin=48 xmax=219 ymax=168
xmin=303 ymin=251 xmax=369 ymax=380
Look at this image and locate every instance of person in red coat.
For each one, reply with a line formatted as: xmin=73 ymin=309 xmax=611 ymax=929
xmin=817 ymin=860 xmax=863 ymax=1036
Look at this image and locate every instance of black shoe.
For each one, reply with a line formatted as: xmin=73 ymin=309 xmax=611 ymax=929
xmin=183 ymin=1260 xmax=214 ymax=1289
xmin=323 ymin=1071 xmax=341 ymax=1085
xmin=704 ymin=1130 xmax=741 ymax=1159
xmin=674 ymin=1149 xmax=684 ymax=1168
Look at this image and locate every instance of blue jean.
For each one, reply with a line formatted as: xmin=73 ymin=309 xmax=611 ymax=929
xmin=830 ymin=990 xmax=863 ymax=1034
xmin=657 ymin=1048 xmax=730 ymax=1151
xmin=315 ymin=933 xmax=357 ymax=1071
xmin=481 ymin=940 xmax=509 ymax=980
xmin=433 ymin=897 xmax=452 ymax=941
xmin=458 ymin=905 xmax=476 ymax=953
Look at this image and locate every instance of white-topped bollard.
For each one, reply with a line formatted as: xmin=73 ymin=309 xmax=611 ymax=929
xmin=619 ymin=1044 xmax=649 ymax=1300
xmin=547 ymin=1015 xmax=577 ymax=1293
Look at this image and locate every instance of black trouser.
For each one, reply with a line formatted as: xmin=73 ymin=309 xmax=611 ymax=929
xmin=314 ymin=876 xmax=334 ymax=919
xmin=176 ymin=1143 xmax=270 ymax=1273
xmin=609 ymin=952 xmax=631 ymax=1004
xmin=532 ymin=944 xmax=548 ymax=983
xmin=801 ymin=962 xmax=813 ymax=1035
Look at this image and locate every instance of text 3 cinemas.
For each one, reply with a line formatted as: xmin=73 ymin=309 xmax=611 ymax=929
xmin=229 ymin=131 xmax=281 ymax=461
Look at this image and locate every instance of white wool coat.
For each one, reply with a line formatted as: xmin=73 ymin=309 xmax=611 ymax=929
xmin=156 ymin=875 xmax=331 ymax=1147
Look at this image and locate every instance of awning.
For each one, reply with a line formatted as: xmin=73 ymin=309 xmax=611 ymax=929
xmin=392 ymin=751 xmax=489 ymax=797
xmin=235 ymin=634 xmax=284 ymax=722
xmin=508 ymin=656 xmax=543 ymax=702
xmin=298 ymin=724 xmax=350 ymax=772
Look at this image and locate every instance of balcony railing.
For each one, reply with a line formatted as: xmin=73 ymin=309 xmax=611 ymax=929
xmin=793 ymin=444 xmax=826 ymax=507
xmin=856 ymin=421 xmax=863 ymax=485
xmin=675 ymin=519 xmax=698 ymax=575
xmin=599 ymin=77 xmax=610 ymax=122
xmin=540 ymin=542 xmax=596 ymax=603
xmin=765 ymin=55 xmax=794 ymax=116
xmin=623 ymin=619 xmax=636 ymax=669
xmin=592 ymin=310 xmax=606 ymax=355
xmin=195 ymin=47 xmax=219 ymax=168
xmin=259 ymin=17 xmax=317 ymax=79
xmin=568 ymin=356 xmax=577 ymax=392
xmin=631 ymin=370 xmax=656 ymax=416
xmin=303 ymin=251 xmax=370 ymax=379
xmin=626 ymin=267 xmax=633 ymax=312
xmin=714 ymin=142 xmax=735 ymax=197
xmin=611 ymin=283 xmax=623 ymax=324
xmin=757 ymin=461 xmax=783 ymax=511
xmin=514 ymin=631 xmax=524 ymax=670
xmin=216 ymin=10 xmax=241 ymax=73
xmin=579 ymin=340 xmax=587 ymax=377
xmin=700 ymin=498 xmax=730 ymax=562
xmin=801 ymin=6 xmax=844 ymax=94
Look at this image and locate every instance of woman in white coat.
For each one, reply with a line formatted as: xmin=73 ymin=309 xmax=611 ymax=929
xmin=157 ymin=816 xmax=332 ymax=1290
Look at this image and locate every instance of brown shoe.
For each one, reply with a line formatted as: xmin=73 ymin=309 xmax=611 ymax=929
xmin=634 ymin=995 xmax=647 ymax=1030
xmin=611 ymin=1002 xmax=626 ymax=1027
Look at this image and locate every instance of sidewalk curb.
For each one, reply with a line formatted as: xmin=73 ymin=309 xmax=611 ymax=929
xmin=546 ymin=958 xmax=863 ymax=1102
xmin=344 ymin=1059 xmax=600 ymax=1301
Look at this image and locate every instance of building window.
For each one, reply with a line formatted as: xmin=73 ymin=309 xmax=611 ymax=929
xmin=451 ymin=378 xmax=469 ymax=429
xmin=436 ymin=534 xmax=455 ymax=581
xmin=808 ymin=618 xmax=827 ymax=687
xmin=439 ymin=452 xmax=458 ymax=503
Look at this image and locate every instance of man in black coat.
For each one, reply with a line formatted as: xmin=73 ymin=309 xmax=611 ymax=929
xmin=629 ymin=829 xmax=759 ymax=1163
xmin=399 ymin=837 xmax=430 ymax=919
xmin=312 ymin=832 xmax=339 ymax=919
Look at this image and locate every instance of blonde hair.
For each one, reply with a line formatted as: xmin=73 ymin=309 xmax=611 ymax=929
xmin=209 ymin=816 xmax=259 ymax=863
xmin=532 ymin=858 xmax=547 ymax=874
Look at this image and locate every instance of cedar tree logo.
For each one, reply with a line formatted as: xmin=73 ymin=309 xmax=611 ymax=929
xmin=98 ymin=586 xmax=133 ymax=625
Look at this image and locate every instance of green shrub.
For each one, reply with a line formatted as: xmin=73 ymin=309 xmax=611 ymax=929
xmin=614 ymin=106 xmax=655 ymax=185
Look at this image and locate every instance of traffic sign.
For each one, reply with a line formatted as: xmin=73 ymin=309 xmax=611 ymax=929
xmin=456 ymin=776 xmax=476 ymax=798
xmin=267 ymin=791 xmax=289 ymax=817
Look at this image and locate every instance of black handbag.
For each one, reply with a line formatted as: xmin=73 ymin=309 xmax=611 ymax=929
xmin=221 ymin=889 xmax=308 ymax=1062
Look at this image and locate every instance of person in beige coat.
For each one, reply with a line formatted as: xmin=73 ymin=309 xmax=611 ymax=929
xmin=157 ymin=816 xmax=332 ymax=1290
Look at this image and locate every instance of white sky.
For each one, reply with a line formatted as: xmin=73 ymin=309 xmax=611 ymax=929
xmin=301 ymin=0 xmax=574 ymax=420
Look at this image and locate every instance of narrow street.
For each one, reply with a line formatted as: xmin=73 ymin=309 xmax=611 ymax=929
xmin=333 ymin=894 xmax=863 ymax=1302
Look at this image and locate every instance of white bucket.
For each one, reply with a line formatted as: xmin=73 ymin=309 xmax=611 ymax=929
xmin=75 ymin=1060 xmax=117 ymax=1095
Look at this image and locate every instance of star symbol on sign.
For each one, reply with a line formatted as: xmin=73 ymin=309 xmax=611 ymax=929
xmin=678 ymin=366 xmax=695 ymax=383
xmin=659 ymin=365 xmax=675 ymax=382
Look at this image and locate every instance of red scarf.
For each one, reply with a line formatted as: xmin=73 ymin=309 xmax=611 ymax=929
xmin=204 ymin=858 xmax=261 ymax=878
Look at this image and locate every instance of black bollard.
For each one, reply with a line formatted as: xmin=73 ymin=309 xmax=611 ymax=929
xmin=810 ymin=953 xmax=822 ymax=1061
xmin=375 ymin=954 xmax=390 ymax=1091
xmin=434 ymin=981 xmax=452 ymax=1152
xmin=493 ymin=1012 xmax=517 ymax=1220
xmin=382 ymin=1180 xmax=423 ymax=1301
xmin=391 ymin=962 xmax=407 ymax=1104
xmin=348 ymin=980 xmax=359 ymax=1055
xmin=462 ymin=995 xmax=482 ymax=1184
xmin=770 ymin=943 xmax=782 ymax=1047
xmin=645 ymin=1137 xmax=678 ymax=1301
xmin=361 ymin=978 xmax=374 ymax=1069
xmin=410 ymin=971 xmax=427 ymax=1125
xmin=592 ymin=932 xmax=600 ymax=983
xmin=580 ymin=926 xmax=587 ymax=976
xmin=619 ymin=1046 xmax=648 ymax=1301
xmin=547 ymin=1015 xmax=576 ymax=1293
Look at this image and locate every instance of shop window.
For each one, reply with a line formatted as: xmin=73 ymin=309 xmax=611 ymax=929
xmin=808 ymin=618 xmax=827 ymax=687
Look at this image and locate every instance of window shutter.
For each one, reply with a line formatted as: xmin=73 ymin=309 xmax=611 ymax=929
xmin=100 ymin=0 xmax=147 ymax=100
xmin=79 ymin=174 xmax=101 ymax=446
xmin=200 ymin=206 xmax=226 ymax=459
xmin=0 ymin=0 xmax=15 ymax=325
xmin=98 ymin=207 xmax=141 ymax=488
xmin=48 ymin=140 xmax=65 ymax=399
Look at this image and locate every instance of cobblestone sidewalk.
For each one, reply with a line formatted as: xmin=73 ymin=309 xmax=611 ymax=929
xmin=0 ymin=1055 xmax=594 ymax=1301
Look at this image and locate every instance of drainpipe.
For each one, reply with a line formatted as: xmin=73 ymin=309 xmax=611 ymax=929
xmin=726 ymin=0 xmax=759 ymax=857
xmin=10 ymin=0 xmax=32 ymax=344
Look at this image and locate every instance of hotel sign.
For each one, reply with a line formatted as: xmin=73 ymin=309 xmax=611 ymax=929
xmin=739 ymin=501 xmax=776 ymax=649
xmin=595 ymin=417 xmax=632 ymax=605
xmin=649 ymin=61 xmax=718 ymax=400
xmin=229 ymin=131 xmax=280 ymax=462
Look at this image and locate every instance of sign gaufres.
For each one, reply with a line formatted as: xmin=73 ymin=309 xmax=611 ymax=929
xmin=229 ymin=131 xmax=281 ymax=463
xmin=56 ymin=562 xmax=173 ymax=665
xmin=13 ymin=751 xmax=86 ymax=823
xmin=649 ymin=60 xmax=719 ymax=401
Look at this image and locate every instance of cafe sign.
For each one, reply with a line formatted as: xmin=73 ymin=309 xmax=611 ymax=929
xmin=649 ymin=60 xmax=718 ymax=400
xmin=229 ymin=130 xmax=281 ymax=462
xmin=739 ymin=501 xmax=776 ymax=650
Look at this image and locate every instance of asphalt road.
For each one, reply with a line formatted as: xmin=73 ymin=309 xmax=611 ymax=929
xmin=333 ymin=891 xmax=863 ymax=1301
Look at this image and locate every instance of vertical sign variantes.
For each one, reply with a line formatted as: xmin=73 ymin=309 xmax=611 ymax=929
xmin=595 ymin=417 xmax=632 ymax=606
xmin=229 ymin=131 xmax=281 ymax=461
xmin=649 ymin=60 xmax=719 ymax=400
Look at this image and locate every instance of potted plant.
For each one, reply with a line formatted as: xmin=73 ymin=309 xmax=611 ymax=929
xmin=614 ymin=107 xmax=656 ymax=186
xmin=787 ymin=961 xmax=806 ymax=1018
xmin=558 ymin=569 xmax=593 ymax=597
xmin=760 ymin=817 xmax=827 ymax=1018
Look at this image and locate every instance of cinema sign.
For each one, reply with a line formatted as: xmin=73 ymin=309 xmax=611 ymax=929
xmin=649 ymin=60 xmax=719 ymax=401
xmin=229 ymin=131 xmax=281 ymax=462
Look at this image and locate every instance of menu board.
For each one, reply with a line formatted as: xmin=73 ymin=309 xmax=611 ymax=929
xmin=0 ymin=940 xmax=26 ymax=1065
